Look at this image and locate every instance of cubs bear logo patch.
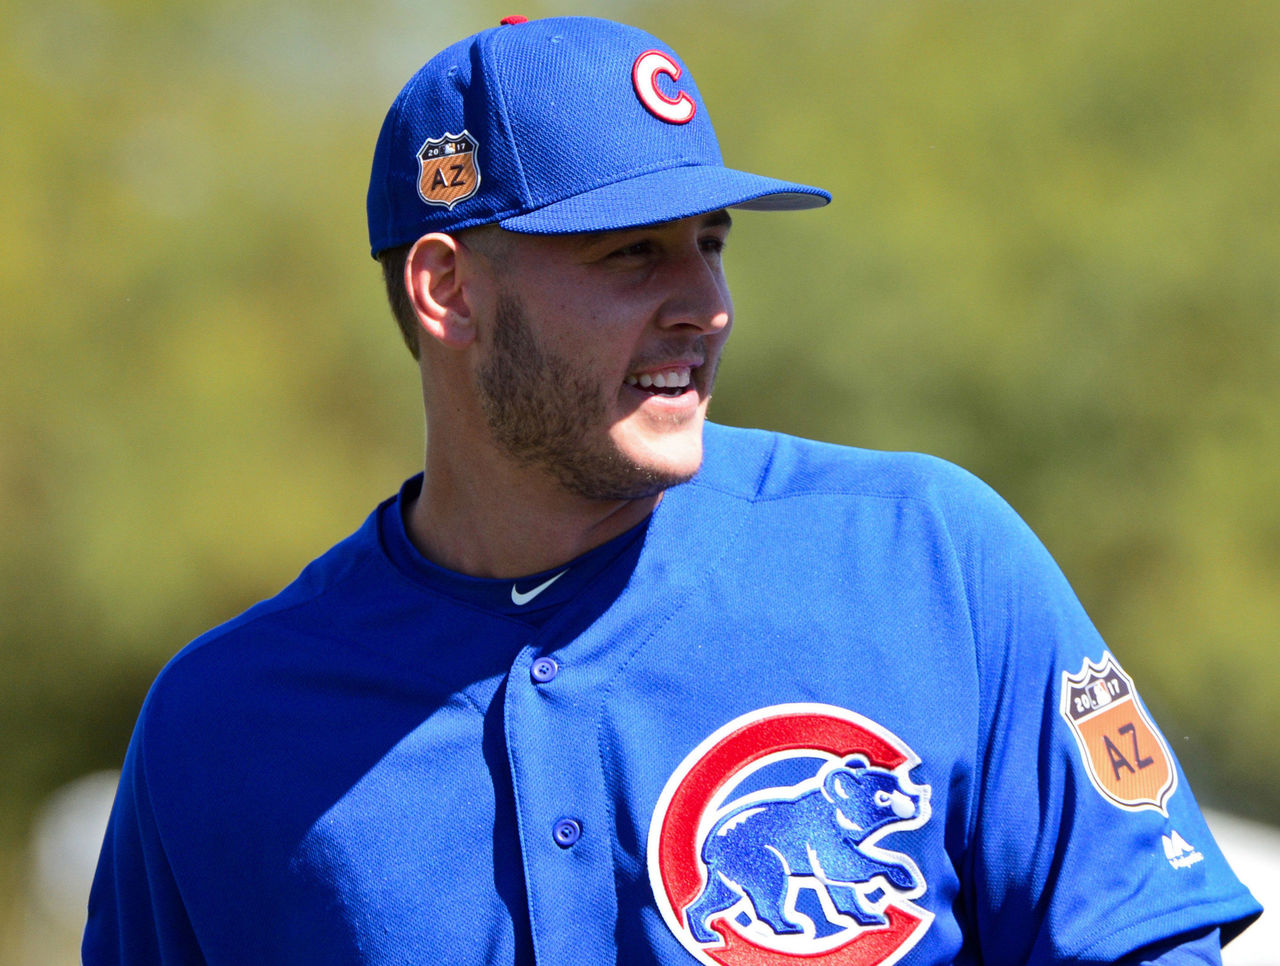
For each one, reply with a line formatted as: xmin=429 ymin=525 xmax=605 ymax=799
xmin=648 ymin=704 xmax=933 ymax=966
xmin=1060 ymin=652 xmax=1177 ymax=814
xmin=416 ymin=130 xmax=480 ymax=209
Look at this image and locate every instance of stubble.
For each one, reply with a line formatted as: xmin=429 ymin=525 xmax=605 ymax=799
xmin=476 ymin=292 xmax=699 ymax=502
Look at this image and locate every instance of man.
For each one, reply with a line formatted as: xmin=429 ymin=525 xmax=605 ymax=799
xmin=85 ymin=15 xmax=1259 ymax=965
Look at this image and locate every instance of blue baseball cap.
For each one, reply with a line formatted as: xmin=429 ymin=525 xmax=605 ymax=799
xmin=367 ymin=15 xmax=831 ymax=256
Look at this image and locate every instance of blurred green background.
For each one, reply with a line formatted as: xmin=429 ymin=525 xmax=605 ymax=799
xmin=2 ymin=0 xmax=1277 ymax=957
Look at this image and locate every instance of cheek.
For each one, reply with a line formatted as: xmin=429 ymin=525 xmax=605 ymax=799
xmin=556 ymin=329 xmax=643 ymax=385
xmin=531 ymin=299 xmax=623 ymax=356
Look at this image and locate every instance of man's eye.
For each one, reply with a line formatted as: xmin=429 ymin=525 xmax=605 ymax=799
xmin=700 ymin=237 xmax=727 ymax=255
xmin=609 ymin=241 xmax=653 ymax=258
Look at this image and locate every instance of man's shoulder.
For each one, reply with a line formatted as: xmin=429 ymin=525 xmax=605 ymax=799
xmin=137 ymin=500 xmax=394 ymax=726
xmin=699 ymin=422 xmax=995 ymax=510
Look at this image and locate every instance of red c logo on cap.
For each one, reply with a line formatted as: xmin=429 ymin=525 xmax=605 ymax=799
xmin=633 ymin=50 xmax=696 ymax=125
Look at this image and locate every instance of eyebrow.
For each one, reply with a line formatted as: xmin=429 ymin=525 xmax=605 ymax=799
xmin=700 ymin=209 xmax=733 ymax=230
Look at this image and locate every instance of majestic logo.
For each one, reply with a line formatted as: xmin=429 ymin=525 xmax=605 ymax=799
xmin=632 ymin=49 xmax=696 ymax=124
xmin=1060 ymin=653 xmax=1177 ymax=814
xmin=648 ymin=704 xmax=933 ymax=966
xmin=416 ymin=131 xmax=480 ymax=209
xmin=1162 ymin=829 xmax=1204 ymax=870
xmin=510 ymin=570 xmax=567 ymax=606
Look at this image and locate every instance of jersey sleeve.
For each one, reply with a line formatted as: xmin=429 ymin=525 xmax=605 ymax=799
xmin=1118 ymin=927 xmax=1222 ymax=966
xmin=936 ymin=468 xmax=1261 ymax=965
xmin=83 ymin=713 xmax=206 ymax=965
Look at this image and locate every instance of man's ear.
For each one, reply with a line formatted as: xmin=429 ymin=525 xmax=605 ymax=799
xmin=405 ymin=233 xmax=478 ymax=349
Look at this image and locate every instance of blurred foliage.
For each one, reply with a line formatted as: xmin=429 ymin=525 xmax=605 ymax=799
xmin=1 ymin=0 xmax=1277 ymax=934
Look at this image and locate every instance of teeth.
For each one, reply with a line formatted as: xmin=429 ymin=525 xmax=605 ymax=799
xmin=625 ymin=367 xmax=692 ymax=390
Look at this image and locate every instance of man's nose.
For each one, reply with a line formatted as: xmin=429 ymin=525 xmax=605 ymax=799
xmin=655 ymin=250 xmax=733 ymax=334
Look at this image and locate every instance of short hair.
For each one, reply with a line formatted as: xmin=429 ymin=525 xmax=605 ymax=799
xmin=377 ymin=227 xmax=513 ymax=361
xmin=378 ymin=242 xmax=419 ymax=359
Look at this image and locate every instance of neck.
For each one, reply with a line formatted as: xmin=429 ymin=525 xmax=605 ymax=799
xmin=405 ymin=446 xmax=660 ymax=579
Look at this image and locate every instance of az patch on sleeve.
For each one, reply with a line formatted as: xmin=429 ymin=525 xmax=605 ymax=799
xmin=1059 ymin=653 xmax=1177 ymax=815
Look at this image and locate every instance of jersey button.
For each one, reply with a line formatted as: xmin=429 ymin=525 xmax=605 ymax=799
xmin=530 ymin=656 xmax=559 ymax=684
xmin=552 ymin=818 xmax=581 ymax=848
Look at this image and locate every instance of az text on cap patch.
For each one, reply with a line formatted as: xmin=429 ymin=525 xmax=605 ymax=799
xmin=417 ymin=131 xmax=480 ymax=209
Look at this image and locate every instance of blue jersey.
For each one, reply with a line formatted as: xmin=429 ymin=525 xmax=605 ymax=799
xmin=84 ymin=424 xmax=1260 ymax=964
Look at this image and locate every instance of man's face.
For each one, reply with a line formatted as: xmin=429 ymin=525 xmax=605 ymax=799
xmin=473 ymin=211 xmax=733 ymax=501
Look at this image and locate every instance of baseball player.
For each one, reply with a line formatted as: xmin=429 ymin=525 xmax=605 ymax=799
xmin=84 ymin=15 xmax=1260 ymax=965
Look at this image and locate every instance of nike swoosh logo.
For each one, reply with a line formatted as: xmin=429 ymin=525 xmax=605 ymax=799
xmin=511 ymin=570 xmax=568 ymax=606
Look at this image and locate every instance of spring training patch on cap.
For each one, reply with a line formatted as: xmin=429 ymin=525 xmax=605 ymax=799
xmin=1060 ymin=652 xmax=1177 ymax=815
xmin=416 ymin=131 xmax=480 ymax=209
xmin=648 ymin=703 xmax=933 ymax=966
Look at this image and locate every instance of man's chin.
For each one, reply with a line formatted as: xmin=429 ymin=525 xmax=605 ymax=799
xmin=550 ymin=431 xmax=704 ymax=503
xmin=618 ymin=426 xmax=705 ymax=483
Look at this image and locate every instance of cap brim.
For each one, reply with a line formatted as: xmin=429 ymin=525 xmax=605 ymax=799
xmin=496 ymin=165 xmax=830 ymax=234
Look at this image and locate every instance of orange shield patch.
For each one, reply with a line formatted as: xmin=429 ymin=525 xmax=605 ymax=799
xmin=416 ymin=131 xmax=480 ymax=210
xmin=1060 ymin=653 xmax=1177 ymax=814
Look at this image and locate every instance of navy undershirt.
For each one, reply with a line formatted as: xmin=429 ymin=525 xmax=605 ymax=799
xmin=378 ymin=474 xmax=649 ymax=628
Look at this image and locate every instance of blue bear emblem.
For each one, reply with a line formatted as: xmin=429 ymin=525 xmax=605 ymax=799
xmin=683 ymin=755 xmax=928 ymax=944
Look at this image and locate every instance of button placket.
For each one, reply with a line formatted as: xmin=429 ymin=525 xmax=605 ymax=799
xmin=506 ymin=639 xmax=620 ymax=962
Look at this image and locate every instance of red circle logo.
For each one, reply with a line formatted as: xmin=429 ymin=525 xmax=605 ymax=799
xmin=647 ymin=704 xmax=933 ymax=965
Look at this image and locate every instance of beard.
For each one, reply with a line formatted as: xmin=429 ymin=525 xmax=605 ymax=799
xmin=476 ymin=291 xmax=703 ymax=502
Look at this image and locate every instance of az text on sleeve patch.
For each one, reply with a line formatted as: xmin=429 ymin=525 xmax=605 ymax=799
xmin=1060 ymin=653 xmax=1177 ymax=815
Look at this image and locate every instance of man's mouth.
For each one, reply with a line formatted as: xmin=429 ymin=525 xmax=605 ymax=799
xmin=624 ymin=366 xmax=694 ymax=397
